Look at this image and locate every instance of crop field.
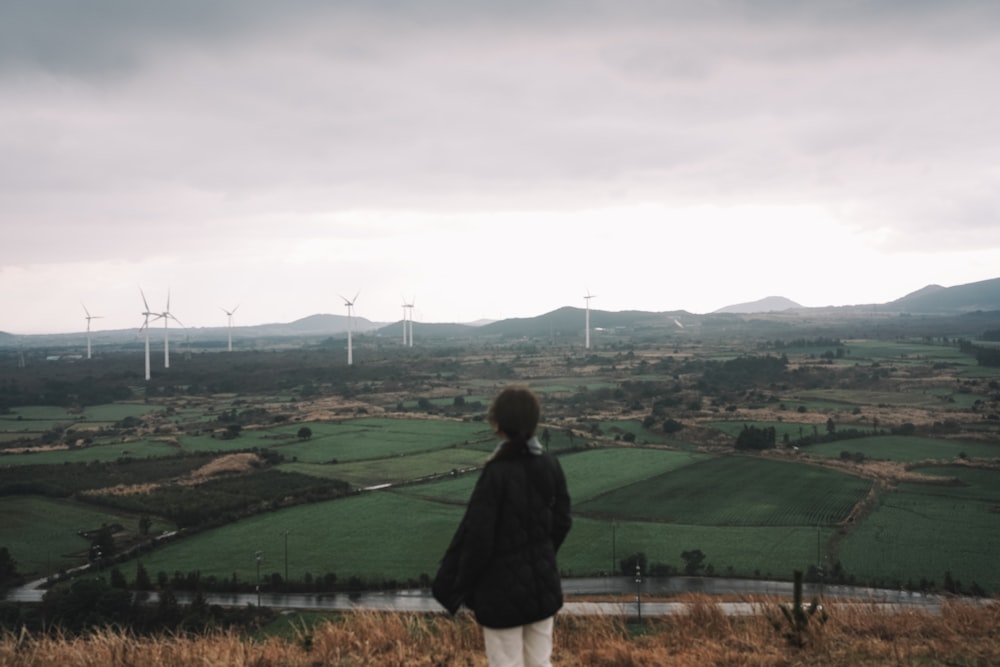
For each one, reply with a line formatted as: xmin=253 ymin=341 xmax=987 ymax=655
xmin=843 ymin=340 xmax=977 ymax=364
xmin=0 ymin=440 xmax=181 ymax=466
xmin=392 ymin=447 xmax=709 ymax=506
xmin=0 ymin=496 xmax=166 ymax=577
xmin=0 ymin=404 xmax=161 ymax=431
xmin=915 ymin=465 xmax=1000 ymax=501
xmin=560 ymin=516 xmax=833 ymax=580
xmin=787 ymin=388 xmax=980 ymax=410
xmin=804 ymin=435 xmax=1000 ymax=462
xmin=128 ymin=485 xmax=833 ymax=585
xmin=280 ymin=447 xmax=488 ymax=488
xmin=132 ymin=492 xmax=462 ymax=584
xmin=256 ymin=418 xmax=493 ymax=464
xmin=574 ymin=456 xmax=871 ymax=527
xmin=837 ymin=469 xmax=1000 ymax=591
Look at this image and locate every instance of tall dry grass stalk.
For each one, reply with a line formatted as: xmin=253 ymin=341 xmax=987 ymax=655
xmin=0 ymin=599 xmax=997 ymax=666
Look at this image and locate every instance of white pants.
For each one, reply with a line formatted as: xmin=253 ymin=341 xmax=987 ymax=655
xmin=482 ymin=616 xmax=554 ymax=667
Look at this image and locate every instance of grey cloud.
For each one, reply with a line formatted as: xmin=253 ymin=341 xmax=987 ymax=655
xmin=3 ymin=0 xmax=1000 ymax=265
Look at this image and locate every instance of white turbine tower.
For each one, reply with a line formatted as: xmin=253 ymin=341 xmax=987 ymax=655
xmin=340 ymin=292 xmax=360 ymax=365
xmin=400 ymin=301 xmax=408 ymax=345
xmin=152 ymin=291 xmax=183 ymax=369
xmin=82 ymin=304 xmax=102 ymax=360
xmin=138 ymin=289 xmax=154 ymax=381
xmin=584 ymin=291 xmax=596 ymax=349
xmin=403 ymin=296 xmax=415 ymax=347
xmin=221 ymin=305 xmax=240 ymax=352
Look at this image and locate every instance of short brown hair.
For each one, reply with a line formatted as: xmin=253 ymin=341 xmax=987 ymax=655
xmin=487 ymin=385 xmax=540 ymax=442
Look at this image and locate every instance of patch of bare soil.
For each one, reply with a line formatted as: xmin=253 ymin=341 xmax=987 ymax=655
xmin=84 ymin=453 xmax=265 ymax=497
xmin=180 ymin=452 xmax=262 ymax=484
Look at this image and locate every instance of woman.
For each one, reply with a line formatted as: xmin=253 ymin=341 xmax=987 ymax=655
xmin=433 ymin=385 xmax=572 ymax=667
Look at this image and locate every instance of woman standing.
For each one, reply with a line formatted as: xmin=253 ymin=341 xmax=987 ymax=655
xmin=433 ymin=385 xmax=572 ymax=667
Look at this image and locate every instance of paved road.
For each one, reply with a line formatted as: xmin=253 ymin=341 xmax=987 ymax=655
xmin=7 ymin=576 xmax=967 ymax=616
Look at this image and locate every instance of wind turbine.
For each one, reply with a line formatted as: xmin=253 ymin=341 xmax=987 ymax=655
xmin=138 ymin=289 xmax=154 ymax=381
xmin=152 ymin=291 xmax=183 ymax=369
xmin=584 ymin=290 xmax=596 ymax=349
xmin=221 ymin=305 xmax=240 ymax=352
xmin=400 ymin=301 xmax=408 ymax=345
xmin=402 ymin=296 xmax=415 ymax=347
xmin=82 ymin=304 xmax=102 ymax=360
xmin=340 ymin=292 xmax=360 ymax=365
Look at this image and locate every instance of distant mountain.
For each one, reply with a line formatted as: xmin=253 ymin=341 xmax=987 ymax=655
xmin=375 ymin=321 xmax=477 ymax=339
xmin=246 ymin=313 xmax=381 ymax=337
xmin=713 ymin=296 xmax=803 ymax=314
xmin=5 ymin=277 xmax=1000 ymax=349
xmin=477 ymin=306 xmax=685 ymax=338
xmin=890 ymin=278 xmax=1000 ymax=314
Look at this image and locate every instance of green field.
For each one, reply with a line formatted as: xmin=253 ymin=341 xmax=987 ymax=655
xmin=132 ymin=492 xmax=462 ymax=584
xmin=280 ymin=446 xmax=488 ymax=488
xmin=561 ymin=517 xmax=834 ymax=580
xmin=837 ymin=467 xmax=1000 ymax=591
xmin=0 ymin=496 xmax=168 ymax=577
xmin=843 ymin=340 xmax=978 ymax=365
xmin=786 ymin=388 xmax=976 ymax=411
xmin=0 ymin=440 xmax=182 ymax=466
xmin=574 ymin=456 xmax=870 ymax=527
xmin=4 ymin=404 xmax=999 ymax=595
xmin=0 ymin=404 xmax=162 ymax=432
xmin=259 ymin=418 xmax=493 ymax=463
xmin=805 ymin=435 xmax=1000 ymax=462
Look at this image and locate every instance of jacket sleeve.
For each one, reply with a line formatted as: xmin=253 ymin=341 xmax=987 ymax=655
xmin=550 ymin=456 xmax=572 ymax=551
xmin=455 ymin=465 xmax=500 ymax=594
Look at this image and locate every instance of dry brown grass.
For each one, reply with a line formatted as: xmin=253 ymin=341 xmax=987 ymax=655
xmin=1 ymin=601 xmax=997 ymax=667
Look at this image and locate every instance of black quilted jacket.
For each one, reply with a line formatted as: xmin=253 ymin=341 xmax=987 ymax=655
xmin=446 ymin=440 xmax=572 ymax=629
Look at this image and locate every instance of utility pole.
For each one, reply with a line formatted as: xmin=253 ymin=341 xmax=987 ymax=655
xmin=255 ymin=550 xmax=263 ymax=606
xmin=283 ymin=530 xmax=289 ymax=584
xmin=635 ymin=563 xmax=642 ymax=621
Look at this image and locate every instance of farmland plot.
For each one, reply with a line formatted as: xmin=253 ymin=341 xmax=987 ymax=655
xmin=134 ymin=491 xmax=462 ymax=584
xmin=0 ymin=496 xmax=164 ymax=577
xmin=804 ymin=435 xmax=1000 ymax=462
xmin=560 ymin=516 xmax=833 ymax=580
xmin=261 ymin=418 xmax=493 ymax=463
xmin=394 ymin=448 xmax=707 ymax=506
xmin=837 ymin=467 xmax=1000 ymax=591
xmin=574 ymin=456 xmax=870 ymax=527
xmin=280 ymin=447 xmax=488 ymax=488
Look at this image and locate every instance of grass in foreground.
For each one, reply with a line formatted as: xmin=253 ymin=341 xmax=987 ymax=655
xmin=0 ymin=598 xmax=997 ymax=666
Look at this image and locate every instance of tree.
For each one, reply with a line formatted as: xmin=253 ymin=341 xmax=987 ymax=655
xmin=663 ymin=418 xmax=684 ymax=434
xmin=734 ymin=425 xmax=776 ymax=450
xmin=619 ymin=552 xmax=647 ymax=576
xmin=135 ymin=561 xmax=152 ymax=590
xmin=91 ymin=525 xmax=116 ymax=563
xmin=540 ymin=427 xmax=551 ymax=448
xmin=0 ymin=547 xmax=18 ymax=588
xmin=109 ymin=566 xmax=128 ymax=590
xmin=826 ymin=417 xmax=836 ymax=435
xmin=297 ymin=426 xmax=312 ymax=440
xmin=138 ymin=515 xmax=152 ymax=536
xmin=681 ymin=549 xmax=707 ymax=575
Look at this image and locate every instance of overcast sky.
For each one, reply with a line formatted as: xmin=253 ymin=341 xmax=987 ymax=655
xmin=2 ymin=1 xmax=999 ymax=335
